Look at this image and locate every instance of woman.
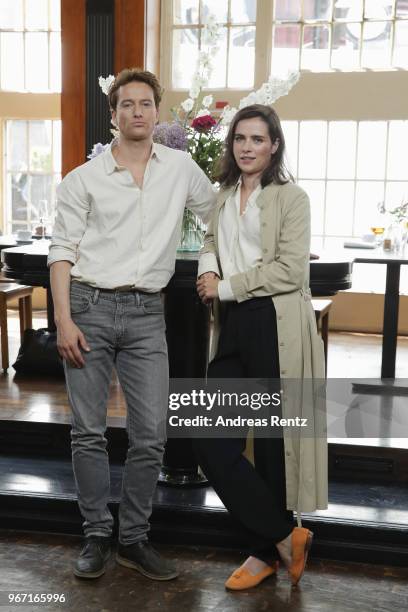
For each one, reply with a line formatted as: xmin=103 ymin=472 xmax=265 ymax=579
xmin=195 ymin=104 xmax=327 ymax=590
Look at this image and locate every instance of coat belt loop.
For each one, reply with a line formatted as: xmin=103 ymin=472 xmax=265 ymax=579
xmin=92 ymin=289 xmax=100 ymax=304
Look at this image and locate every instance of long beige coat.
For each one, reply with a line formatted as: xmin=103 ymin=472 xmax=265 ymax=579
xmin=200 ymin=181 xmax=328 ymax=515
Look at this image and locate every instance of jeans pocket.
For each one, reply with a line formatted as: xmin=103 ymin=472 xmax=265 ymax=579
xmin=70 ymin=293 xmax=91 ymax=315
xmin=141 ymin=294 xmax=164 ymax=315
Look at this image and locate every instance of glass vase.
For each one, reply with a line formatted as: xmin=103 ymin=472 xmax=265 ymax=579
xmin=178 ymin=209 xmax=205 ymax=252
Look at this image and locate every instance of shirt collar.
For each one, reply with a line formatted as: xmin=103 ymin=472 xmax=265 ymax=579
xmin=233 ymin=176 xmax=262 ymax=205
xmin=103 ymin=139 xmax=162 ymax=175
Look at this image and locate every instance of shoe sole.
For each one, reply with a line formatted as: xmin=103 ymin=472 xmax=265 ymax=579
xmin=116 ymin=554 xmax=179 ymax=581
xmin=73 ymin=567 xmax=106 ymax=579
xmin=291 ymin=530 xmax=313 ymax=587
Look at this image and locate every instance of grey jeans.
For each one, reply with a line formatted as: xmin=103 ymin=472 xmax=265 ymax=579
xmin=65 ymin=281 xmax=168 ymax=544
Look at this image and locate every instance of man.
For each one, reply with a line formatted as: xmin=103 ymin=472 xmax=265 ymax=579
xmin=48 ymin=68 xmax=216 ymax=581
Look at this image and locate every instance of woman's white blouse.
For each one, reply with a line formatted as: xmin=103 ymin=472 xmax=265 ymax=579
xmin=199 ymin=180 xmax=263 ymax=301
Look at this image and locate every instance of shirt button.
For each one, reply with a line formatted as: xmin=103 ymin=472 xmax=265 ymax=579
xmin=278 ymin=315 xmax=283 ymax=320
xmin=286 ymin=451 xmax=291 ymax=456
xmin=281 ymin=370 xmax=286 ymax=375
xmin=261 ymin=222 xmax=267 ymax=227
xmin=262 ymin=248 xmax=268 ymax=253
xmin=279 ymin=342 xmax=284 ymax=347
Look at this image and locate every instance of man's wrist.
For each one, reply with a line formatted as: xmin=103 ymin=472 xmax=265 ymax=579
xmin=54 ymin=313 xmax=72 ymax=326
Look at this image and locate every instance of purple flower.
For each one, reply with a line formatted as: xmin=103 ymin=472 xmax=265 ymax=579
xmin=153 ymin=122 xmax=188 ymax=151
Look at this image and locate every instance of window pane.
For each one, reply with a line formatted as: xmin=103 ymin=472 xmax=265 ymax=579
xmin=298 ymin=122 xmax=327 ymax=179
xmin=0 ymin=0 xmax=23 ymax=29
xmin=302 ymin=25 xmax=330 ymax=71
xmin=272 ymin=25 xmax=301 ymax=73
xmin=8 ymin=172 xmax=29 ymax=221
xmin=274 ymin=0 xmax=301 ymax=21
xmin=52 ymin=121 xmax=62 ymax=173
xmin=50 ymin=0 xmax=61 ymax=30
xmin=30 ymin=175 xmax=52 ymax=216
xmin=1 ymin=32 xmax=24 ymax=90
xmin=304 ymin=0 xmax=332 ymax=21
xmin=325 ymin=181 xmax=354 ymax=236
xmin=7 ymin=120 xmax=28 ymax=172
xmin=230 ymin=0 xmax=256 ymax=23
xmin=201 ymin=0 xmax=227 ymax=23
xmin=173 ymin=0 xmax=199 ymax=24
xmin=227 ymin=26 xmax=255 ymax=87
xmin=29 ymin=121 xmax=52 ymax=172
xmin=331 ymin=22 xmax=361 ymax=69
xmin=327 ymin=122 xmax=357 ymax=179
xmin=281 ymin=121 xmax=298 ymax=177
xmin=172 ymin=28 xmax=198 ymax=87
xmin=364 ymin=0 xmax=395 ymax=19
xmin=354 ymin=182 xmax=385 ymax=236
xmin=50 ymin=31 xmax=61 ymax=91
xmin=393 ymin=21 xmax=408 ymax=68
xmin=357 ymin=122 xmax=387 ymax=180
xmin=396 ymin=0 xmax=408 ymax=17
xmin=385 ymin=182 xmax=408 ymax=210
xmin=387 ymin=122 xmax=408 ymax=180
xmin=298 ymin=180 xmax=325 ymax=235
xmin=333 ymin=1 xmax=363 ymax=21
xmin=207 ymin=26 xmax=227 ymax=88
xmin=25 ymin=32 xmax=48 ymax=91
xmin=25 ymin=0 xmax=48 ymax=30
xmin=361 ymin=21 xmax=392 ymax=68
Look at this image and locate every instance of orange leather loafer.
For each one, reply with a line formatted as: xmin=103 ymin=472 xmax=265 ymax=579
xmin=225 ymin=561 xmax=279 ymax=591
xmin=288 ymin=527 xmax=313 ymax=586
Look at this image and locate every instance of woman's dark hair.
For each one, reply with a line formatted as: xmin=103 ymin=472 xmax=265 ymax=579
xmin=215 ymin=104 xmax=294 ymax=187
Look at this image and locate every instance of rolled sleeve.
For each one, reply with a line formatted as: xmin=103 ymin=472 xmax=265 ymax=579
xmin=47 ymin=171 xmax=90 ymax=268
xmin=197 ymin=252 xmax=220 ymax=278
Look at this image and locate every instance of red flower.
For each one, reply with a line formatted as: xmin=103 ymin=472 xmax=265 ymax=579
xmin=191 ymin=114 xmax=217 ymax=133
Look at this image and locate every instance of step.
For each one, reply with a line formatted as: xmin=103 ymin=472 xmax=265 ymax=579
xmin=0 ymin=454 xmax=407 ymax=567
xmin=1 ymin=417 xmax=407 ymax=484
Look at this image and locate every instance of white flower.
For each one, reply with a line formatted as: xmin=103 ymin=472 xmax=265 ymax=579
xmin=189 ymin=84 xmax=200 ymax=99
xmin=196 ymin=108 xmax=211 ymax=118
xmin=98 ymin=75 xmax=115 ymax=95
xmin=220 ymin=105 xmax=238 ymax=126
xmin=202 ymin=95 xmax=213 ymax=108
xmin=237 ymin=71 xmax=300 ymax=110
xmin=181 ymin=98 xmax=194 ymax=112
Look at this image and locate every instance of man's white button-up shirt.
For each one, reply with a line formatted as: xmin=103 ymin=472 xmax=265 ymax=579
xmin=48 ymin=142 xmax=217 ymax=291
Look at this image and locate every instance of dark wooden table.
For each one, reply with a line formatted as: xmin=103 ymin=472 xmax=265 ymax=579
xmin=320 ymin=247 xmax=408 ymax=379
xmin=1 ymin=243 xmax=353 ymax=485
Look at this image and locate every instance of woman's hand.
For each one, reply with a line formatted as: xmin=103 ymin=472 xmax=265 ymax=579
xmin=196 ymin=272 xmax=219 ymax=304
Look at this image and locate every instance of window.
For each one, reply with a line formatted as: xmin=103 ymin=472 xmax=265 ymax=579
xmin=282 ymin=119 xmax=408 ymax=293
xmin=4 ymin=120 xmax=61 ymax=233
xmin=0 ymin=0 xmax=61 ymax=92
xmin=170 ymin=0 xmax=257 ymax=88
xmin=272 ymin=0 xmax=408 ymax=72
xmin=282 ymin=119 xmax=408 ymax=249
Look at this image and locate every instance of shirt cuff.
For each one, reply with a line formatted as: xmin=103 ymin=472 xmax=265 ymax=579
xmin=47 ymin=246 xmax=77 ymax=268
xmin=218 ymin=279 xmax=236 ymax=302
xmin=197 ymin=252 xmax=220 ymax=278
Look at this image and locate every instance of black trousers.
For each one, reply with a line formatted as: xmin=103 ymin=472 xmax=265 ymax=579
xmin=194 ymin=297 xmax=293 ymax=563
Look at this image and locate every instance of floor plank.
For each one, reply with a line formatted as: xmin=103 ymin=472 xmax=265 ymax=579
xmin=0 ymin=531 xmax=407 ymax=612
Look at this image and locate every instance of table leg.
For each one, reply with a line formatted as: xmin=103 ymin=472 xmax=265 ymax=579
xmin=46 ymin=288 xmax=56 ymax=332
xmin=381 ymin=263 xmax=400 ymax=379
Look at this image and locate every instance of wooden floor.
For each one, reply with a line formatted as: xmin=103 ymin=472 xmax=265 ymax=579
xmin=0 ymin=530 xmax=407 ymax=612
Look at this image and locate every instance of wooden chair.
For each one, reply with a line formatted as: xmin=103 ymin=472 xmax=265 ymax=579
xmin=311 ymin=298 xmax=333 ymax=375
xmin=0 ymin=283 xmax=33 ymax=373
